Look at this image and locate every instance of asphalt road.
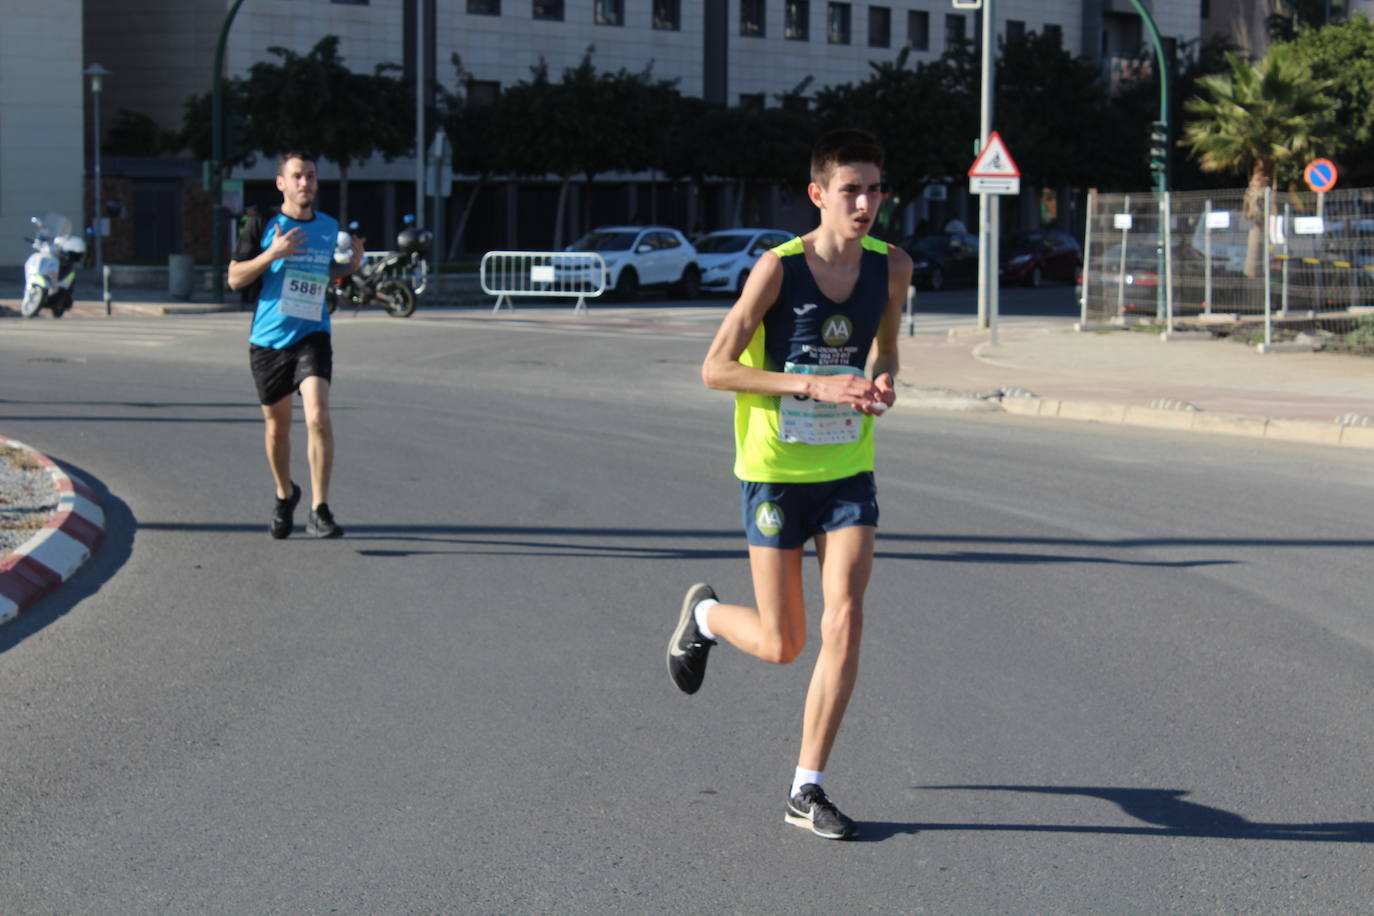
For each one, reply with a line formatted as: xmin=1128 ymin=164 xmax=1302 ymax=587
xmin=2 ymin=299 xmax=1373 ymax=914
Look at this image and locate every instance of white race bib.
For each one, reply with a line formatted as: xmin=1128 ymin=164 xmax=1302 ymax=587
xmin=279 ymin=268 xmax=327 ymax=322
xmin=779 ymin=363 xmax=863 ymax=445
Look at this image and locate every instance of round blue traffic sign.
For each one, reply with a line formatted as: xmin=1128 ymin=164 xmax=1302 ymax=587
xmin=1304 ymin=158 xmax=1338 ymax=193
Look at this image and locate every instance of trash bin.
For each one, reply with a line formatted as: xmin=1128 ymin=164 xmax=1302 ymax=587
xmin=168 ymin=253 xmax=194 ymax=300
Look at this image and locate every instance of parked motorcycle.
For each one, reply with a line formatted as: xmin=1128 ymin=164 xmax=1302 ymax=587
xmin=20 ymin=214 xmax=85 ymax=319
xmin=326 ymin=220 xmax=431 ymax=318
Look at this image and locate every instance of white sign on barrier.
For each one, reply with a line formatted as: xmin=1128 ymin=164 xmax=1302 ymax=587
xmin=1294 ymin=216 xmax=1325 ymax=235
xmin=1206 ymin=210 xmax=1231 ymax=229
xmin=1113 ymin=213 xmax=1133 ymax=230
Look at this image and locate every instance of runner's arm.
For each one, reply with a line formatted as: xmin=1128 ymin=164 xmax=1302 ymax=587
xmin=867 ymin=245 xmax=914 ymax=410
xmin=228 ymin=225 xmax=305 ymax=291
xmin=701 ymin=253 xmax=882 ymax=409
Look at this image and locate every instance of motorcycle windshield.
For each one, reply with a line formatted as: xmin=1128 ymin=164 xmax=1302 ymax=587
xmin=40 ymin=213 xmax=73 ymax=237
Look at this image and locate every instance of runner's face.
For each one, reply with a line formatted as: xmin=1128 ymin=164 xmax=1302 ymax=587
xmin=812 ymin=162 xmax=884 ymax=239
xmin=277 ymin=158 xmax=317 ymax=209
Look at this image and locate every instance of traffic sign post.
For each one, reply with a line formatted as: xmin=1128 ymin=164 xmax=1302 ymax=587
xmin=1304 ymin=158 xmax=1338 ymax=226
xmin=969 ymin=129 xmax=1019 ymax=341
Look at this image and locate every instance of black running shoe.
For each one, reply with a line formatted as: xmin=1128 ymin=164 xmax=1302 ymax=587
xmin=307 ymin=502 xmax=344 ymax=538
xmin=270 ymin=482 xmax=301 ymax=539
xmin=667 ymin=583 xmax=717 ymax=694
xmin=785 ymin=784 xmax=858 ymax=840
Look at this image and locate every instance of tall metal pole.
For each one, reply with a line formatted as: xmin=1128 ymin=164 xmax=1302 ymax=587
xmin=976 ymin=0 xmax=997 ymax=338
xmin=1126 ymin=0 xmax=1170 ymax=320
xmin=415 ymin=1 xmax=426 ymax=227
xmin=212 ymin=0 xmax=248 ymax=305
xmin=84 ymin=65 xmax=109 ymax=311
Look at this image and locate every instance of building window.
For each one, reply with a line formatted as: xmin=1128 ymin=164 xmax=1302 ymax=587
xmin=467 ymin=80 xmax=500 ymax=108
xmin=785 ymin=0 xmax=809 ymax=40
xmin=868 ymin=6 xmax=891 ymax=47
xmin=1201 ymin=0 xmax=1210 ymax=17
xmin=907 ymin=10 xmax=928 ymax=50
xmin=467 ymin=0 xmax=499 ymax=14
xmin=740 ymin=93 xmax=765 ymax=111
xmin=533 ymin=0 xmax=562 ymax=19
xmin=1043 ymin=23 xmax=1062 ymax=47
xmin=594 ymin=0 xmax=622 ymax=25
xmin=828 ymin=3 xmax=851 ymax=44
xmin=1006 ymin=19 xmax=1025 ymax=43
xmin=653 ymin=0 xmax=680 ymax=29
xmin=742 ymin=0 xmax=765 ymax=37
xmin=945 ymin=13 xmax=966 ymax=49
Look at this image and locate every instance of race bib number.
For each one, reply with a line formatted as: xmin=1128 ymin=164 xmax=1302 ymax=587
xmin=779 ymin=363 xmax=863 ymax=445
xmin=279 ymin=268 xmax=327 ymax=322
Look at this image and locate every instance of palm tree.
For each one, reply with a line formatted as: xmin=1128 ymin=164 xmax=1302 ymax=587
xmin=1182 ymin=46 xmax=1334 ymax=276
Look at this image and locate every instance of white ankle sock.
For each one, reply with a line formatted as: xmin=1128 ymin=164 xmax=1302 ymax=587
xmin=693 ymin=598 xmax=719 ymax=640
xmin=791 ymin=768 xmax=824 ymax=798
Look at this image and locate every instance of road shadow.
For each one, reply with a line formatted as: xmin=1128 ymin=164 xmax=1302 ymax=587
xmin=855 ymin=785 xmax=1374 ymax=843
xmin=0 ymin=462 xmax=134 ymax=654
xmin=120 ymin=523 xmax=1333 ymax=567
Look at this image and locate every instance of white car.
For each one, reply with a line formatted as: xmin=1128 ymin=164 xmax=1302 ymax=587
xmin=694 ymin=228 xmax=794 ymax=294
xmin=565 ymin=225 xmax=701 ymax=300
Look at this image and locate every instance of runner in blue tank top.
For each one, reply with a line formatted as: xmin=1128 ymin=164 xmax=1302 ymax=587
xmin=228 ymin=151 xmax=364 ymax=540
xmin=667 ymin=129 xmax=913 ymax=840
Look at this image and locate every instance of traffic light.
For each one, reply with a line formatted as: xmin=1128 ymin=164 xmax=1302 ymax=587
xmin=1148 ymin=120 xmax=1169 ymax=176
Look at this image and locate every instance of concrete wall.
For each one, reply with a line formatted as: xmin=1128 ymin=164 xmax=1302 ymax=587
xmin=1 ymin=1 xmax=85 ymax=267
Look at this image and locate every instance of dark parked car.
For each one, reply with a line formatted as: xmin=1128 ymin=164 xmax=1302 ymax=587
xmin=899 ymin=232 xmax=980 ymax=290
xmin=1000 ymin=229 xmax=1082 ymax=286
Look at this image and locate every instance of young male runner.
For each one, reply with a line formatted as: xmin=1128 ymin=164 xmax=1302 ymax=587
xmin=228 ymin=151 xmax=363 ymax=539
xmin=668 ymin=129 xmax=912 ymax=840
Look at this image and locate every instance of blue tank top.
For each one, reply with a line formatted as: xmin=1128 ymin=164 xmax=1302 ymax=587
xmin=248 ymin=211 xmax=337 ymax=349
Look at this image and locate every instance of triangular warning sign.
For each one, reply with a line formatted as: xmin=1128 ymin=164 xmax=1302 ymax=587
xmin=968 ymin=131 xmax=1020 ymax=178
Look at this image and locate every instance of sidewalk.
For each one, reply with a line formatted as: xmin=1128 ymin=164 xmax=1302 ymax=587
xmin=899 ymin=320 xmax=1374 ymax=449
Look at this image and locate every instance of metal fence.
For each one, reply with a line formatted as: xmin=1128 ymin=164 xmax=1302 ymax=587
xmin=478 ymin=251 xmax=606 ymax=314
xmin=1081 ymin=187 xmax=1374 ymax=334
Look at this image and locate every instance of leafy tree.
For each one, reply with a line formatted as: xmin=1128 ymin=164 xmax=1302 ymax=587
xmin=104 ymin=108 xmax=180 ymax=157
xmin=437 ymin=54 xmax=514 ymax=256
xmin=1268 ymin=0 xmax=1347 ymax=41
xmin=499 ymin=50 xmax=683 ymax=248
xmin=180 ymin=78 xmax=256 ymax=170
xmin=244 ymin=35 xmax=411 ymax=222
xmin=1182 ymin=46 xmax=1335 ymax=274
xmin=813 ymin=46 xmax=976 ymax=236
xmin=1278 ymin=16 xmax=1374 ymax=185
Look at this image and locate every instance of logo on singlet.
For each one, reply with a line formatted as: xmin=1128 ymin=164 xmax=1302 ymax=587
xmin=755 ymin=502 xmax=784 ymax=537
xmin=821 ymin=315 xmax=853 ymax=346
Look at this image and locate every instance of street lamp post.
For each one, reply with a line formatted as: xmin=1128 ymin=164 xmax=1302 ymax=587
xmin=84 ymin=64 xmax=111 ymax=315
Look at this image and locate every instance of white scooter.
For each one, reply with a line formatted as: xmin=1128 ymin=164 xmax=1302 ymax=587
xmin=21 ymin=214 xmax=86 ymax=319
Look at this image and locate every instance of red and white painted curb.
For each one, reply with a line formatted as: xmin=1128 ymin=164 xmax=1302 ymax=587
xmin=0 ymin=438 xmax=105 ymax=627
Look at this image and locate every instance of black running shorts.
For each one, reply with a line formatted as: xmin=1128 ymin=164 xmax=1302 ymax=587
xmin=249 ymin=331 xmax=333 ymax=405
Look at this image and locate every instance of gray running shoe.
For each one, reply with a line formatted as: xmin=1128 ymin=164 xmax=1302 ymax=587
xmin=667 ymin=583 xmax=717 ymax=694
xmin=785 ymin=784 xmax=858 ymax=840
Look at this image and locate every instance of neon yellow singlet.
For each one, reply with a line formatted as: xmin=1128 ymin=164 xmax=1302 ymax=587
xmin=733 ymin=236 xmax=889 ymax=483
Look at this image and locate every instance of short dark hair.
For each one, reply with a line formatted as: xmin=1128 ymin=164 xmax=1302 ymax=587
xmin=277 ymin=151 xmax=317 ymax=174
xmin=810 ymin=129 xmax=884 ymax=188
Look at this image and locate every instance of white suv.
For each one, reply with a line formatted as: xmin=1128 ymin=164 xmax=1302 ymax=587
xmin=694 ymin=228 xmax=794 ymax=294
xmin=566 ymin=226 xmax=701 ymax=300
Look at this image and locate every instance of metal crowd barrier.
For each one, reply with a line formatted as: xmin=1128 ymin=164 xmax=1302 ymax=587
xmin=478 ymin=250 xmax=606 ymax=314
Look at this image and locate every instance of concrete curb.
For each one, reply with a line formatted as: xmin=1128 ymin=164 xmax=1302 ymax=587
xmin=0 ymin=438 xmax=105 ymax=627
xmin=996 ymin=395 xmax=1374 ymax=449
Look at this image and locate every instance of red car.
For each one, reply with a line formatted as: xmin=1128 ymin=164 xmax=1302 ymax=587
xmin=1000 ymin=229 xmax=1082 ymax=287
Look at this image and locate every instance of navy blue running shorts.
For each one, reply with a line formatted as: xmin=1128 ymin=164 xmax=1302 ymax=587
xmin=740 ymin=472 xmax=878 ymax=549
xmin=250 ymin=331 xmax=333 ymax=405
